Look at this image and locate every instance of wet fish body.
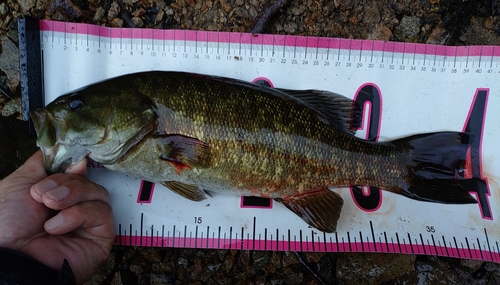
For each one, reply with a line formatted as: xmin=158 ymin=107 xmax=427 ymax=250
xmin=31 ymin=71 xmax=478 ymax=232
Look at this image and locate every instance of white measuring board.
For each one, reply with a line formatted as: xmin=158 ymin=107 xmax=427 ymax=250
xmin=37 ymin=20 xmax=500 ymax=261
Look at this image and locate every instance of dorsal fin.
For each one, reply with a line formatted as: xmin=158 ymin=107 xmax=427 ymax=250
xmin=275 ymin=88 xmax=361 ymax=135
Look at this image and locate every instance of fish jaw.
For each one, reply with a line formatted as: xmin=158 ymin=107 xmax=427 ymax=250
xmin=31 ymin=108 xmax=89 ymax=174
xmin=40 ymin=143 xmax=89 ymax=174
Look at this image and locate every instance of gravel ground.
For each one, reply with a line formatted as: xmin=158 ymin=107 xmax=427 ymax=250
xmin=1 ymin=0 xmax=500 ymax=284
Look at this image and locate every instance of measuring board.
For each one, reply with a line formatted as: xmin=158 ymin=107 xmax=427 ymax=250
xmin=20 ymin=19 xmax=500 ymax=261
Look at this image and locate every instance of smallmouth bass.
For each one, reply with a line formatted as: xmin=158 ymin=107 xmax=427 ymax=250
xmin=31 ymin=71 xmax=478 ymax=232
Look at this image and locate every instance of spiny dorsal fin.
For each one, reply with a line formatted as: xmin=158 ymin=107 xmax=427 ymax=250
xmin=275 ymin=188 xmax=344 ymax=233
xmin=275 ymin=88 xmax=360 ymax=135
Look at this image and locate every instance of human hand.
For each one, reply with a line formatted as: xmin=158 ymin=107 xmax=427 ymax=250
xmin=0 ymin=151 xmax=115 ymax=284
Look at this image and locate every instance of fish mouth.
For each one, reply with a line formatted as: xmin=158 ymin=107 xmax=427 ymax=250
xmin=30 ymin=108 xmax=86 ymax=174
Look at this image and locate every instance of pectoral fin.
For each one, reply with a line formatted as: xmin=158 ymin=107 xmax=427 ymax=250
xmin=163 ymin=181 xmax=208 ymax=201
xmin=155 ymin=134 xmax=212 ymax=173
xmin=275 ymin=188 xmax=344 ymax=233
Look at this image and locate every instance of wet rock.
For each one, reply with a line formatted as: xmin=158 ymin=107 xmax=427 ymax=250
xmin=336 ymin=253 xmax=415 ymax=284
xmin=252 ymin=250 xmax=270 ymax=268
xmin=130 ymin=256 xmax=151 ymax=275
xmin=283 ymin=21 xmax=298 ymax=33
xmin=107 ymin=1 xmax=120 ymax=21
xmin=396 ymin=15 xmax=421 ymax=41
xmin=93 ymin=6 xmax=105 ymax=22
xmin=282 ymin=251 xmax=299 ymax=267
xmin=1 ymin=96 xmax=20 ymax=117
xmin=0 ymin=36 xmax=19 ymax=92
xmin=366 ymin=24 xmax=392 ymax=41
xmin=47 ymin=0 xmax=82 ymax=19
xmin=138 ymin=247 xmax=162 ymax=263
xmin=16 ymin=0 xmax=36 ymax=13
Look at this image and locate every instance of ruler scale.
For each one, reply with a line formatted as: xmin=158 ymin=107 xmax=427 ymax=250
xmin=27 ymin=19 xmax=500 ymax=261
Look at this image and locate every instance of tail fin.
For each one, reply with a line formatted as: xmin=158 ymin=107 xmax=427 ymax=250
xmin=392 ymin=132 xmax=478 ymax=204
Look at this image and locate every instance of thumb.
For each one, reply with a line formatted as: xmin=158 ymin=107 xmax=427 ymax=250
xmin=64 ymin=158 xmax=87 ymax=176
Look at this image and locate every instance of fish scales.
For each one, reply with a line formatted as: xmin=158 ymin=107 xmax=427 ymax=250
xmin=127 ymin=73 xmax=406 ymax=196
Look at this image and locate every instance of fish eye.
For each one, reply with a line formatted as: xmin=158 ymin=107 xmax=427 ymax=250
xmin=67 ymin=93 xmax=84 ymax=111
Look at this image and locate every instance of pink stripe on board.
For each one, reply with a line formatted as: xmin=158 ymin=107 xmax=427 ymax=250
xmin=218 ymin=32 xmax=229 ymax=44
xmin=351 ymin=39 xmax=362 ymax=51
xmin=76 ymin=23 xmax=87 ymax=36
xmin=339 ymin=38 xmax=351 ymax=50
xmin=185 ymin=30 xmax=196 ymax=42
xmin=361 ymin=40 xmax=373 ymax=52
xmin=469 ymin=46 xmax=483 ymax=57
xmin=113 ymin=235 xmax=500 ymax=262
xmin=110 ymin=28 xmax=121 ymax=38
xmin=435 ymin=45 xmax=447 ymax=56
xmin=40 ymin=20 xmax=500 ymax=57
xmin=295 ymin=36 xmax=306 ymax=48
xmin=273 ymin=34 xmax=286 ymax=47
xmin=317 ymin=37 xmax=329 ymax=49
xmin=393 ymin=42 xmax=404 ymax=53
xmin=372 ymin=40 xmax=384 ymax=52
xmin=51 ymin=20 xmax=65 ymax=32
xmin=481 ymin=45 xmax=495 ymax=57
xmin=285 ymin=36 xmax=296 ymax=47
xmin=143 ymin=28 xmax=153 ymax=40
xmin=329 ymin=38 xmax=341 ymax=49
xmin=262 ymin=34 xmax=273 ymax=46
xmin=229 ymin=32 xmax=241 ymax=44
xmin=66 ymin=22 xmax=77 ymax=33
xmin=241 ymin=33 xmax=253 ymax=45
xmin=252 ymin=34 xmax=263 ymax=45
xmin=456 ymin=46 xmax=469 ymax=57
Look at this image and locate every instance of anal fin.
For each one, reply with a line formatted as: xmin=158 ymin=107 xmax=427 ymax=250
xmin=275 ymin=188 xmax=344 ymax=233
xmin=163 ymin=181 xmax=208 ymax=201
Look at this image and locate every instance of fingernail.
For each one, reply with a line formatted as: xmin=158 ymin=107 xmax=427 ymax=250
xmin=45 ymin=214 xmax=63 ymax=231
xmin=34 ymin=179 xmax=58 ymax=195
xmin=46 ymin=187 xmax=69 ymax=202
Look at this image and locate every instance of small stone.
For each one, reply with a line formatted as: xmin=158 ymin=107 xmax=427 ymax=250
xmin=302 ymin=252 xmax=324 ymax=263
xmin=336 ymin=253 xmax=416 ymax=284
xmin=132 ymin=8 xmax=145 ymax=17
xmin=0 ymin=36 xmax=19 ymax=92
xmin=1 ymin=97 xmax=21 ymax=117
xmin=107 ymin=1 xmax=120 ymax=21
xmin=362 ymin=1 xmax=380 ymax=24
xmin=93 ymin=6 xmax=105 ymax=22
xmin=284 ymin=272 xmax=303 ymax=285
xmin=221 ymin=254 xmax=235 ymax=272
xmin=109 ymin=17 xmax=123 ymax=27
xmin=398 ymin=15 xmax=421 ymax=41
xmin=235 ymin=0 xmax=243 ymax=5
xmin=164 ymin=7 xmax=174 ymax=16
xmin=139 ymin=247 xmax=162 ymax=263
xmin=283 ymin=21 xmax=298 ymax=34
xmin=367 ymin=24 xmax=392 ymax=41
xmin=130 ymin=256 xmax=151 ymax=275
xmin=270 ymin=252 xmax=282 ymax=269
xmin=131 ymin=16 xmax=144 ymax=27
xmin=282 ymin=251 xmax=299 ymax=267
xmin=0 ymin=3 xmax=8 ymax=15
xmin=122 ymin=0 xmax=139 ymax=4
xmin=252 ymin=251 xmax=270 ymax=268
xmin=16 ymin=0 xmax=36 ymax=13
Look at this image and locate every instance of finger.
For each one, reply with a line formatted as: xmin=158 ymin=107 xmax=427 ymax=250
xmin=44 ymin=200 xmax=115 ymax=239
xmin=64 ymin=157 xmax=87 ymax=176
xmin=31 ymin=173 xmax=109 ymax=207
